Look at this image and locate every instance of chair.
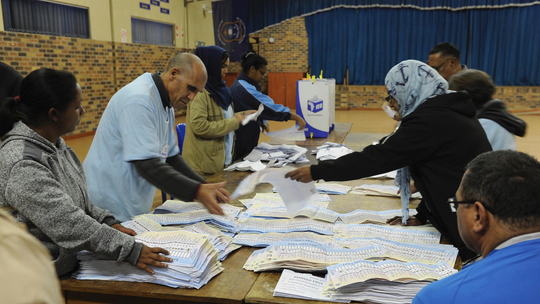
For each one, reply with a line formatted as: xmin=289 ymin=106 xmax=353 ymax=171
xmin=161 ymin=123 xmax=187 ymax=202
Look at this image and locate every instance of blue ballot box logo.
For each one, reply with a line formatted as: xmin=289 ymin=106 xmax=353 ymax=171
xmin=307 ymin=96 xmax=323 ymax=113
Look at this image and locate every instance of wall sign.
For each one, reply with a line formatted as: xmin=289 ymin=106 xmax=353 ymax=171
xmin=150 ymin=0 xmax=160 ymax=6
xmin=160 ymin=8 xmax=169 ymax=14
xmin=121 ymin=29 xmax=127 ymax=42
xmin=139 ymin=2 xmax=150 ymax=10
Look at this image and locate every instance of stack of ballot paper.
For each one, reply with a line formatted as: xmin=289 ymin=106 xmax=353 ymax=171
xmin=122 ymin=217 xmax=240 ymax=261
xmin=316 ymin=183 xmax=352 ymax=195
xmin=236 ymin=217 xmax=335 ymax=235
xmin=243 ymin=241 xmax=385 ymax=272
xmin=153 ymin=200 xmax=243 ymax=217
xmin=142 ymin=210 xmax=237 ymax=233
xmin=73 ymin=231 xmax=224 ymax=288
xmin=323 ymin=260 xmax=457 ymax=303
xmin=333 ymin=224 xmax=441 ymax=244
xmin=351 ymin=184 xmax=422 ymax=198
xmin=241 ymin=202 xmax=340 ymax=223
xmin=224 ymin=160 xmax=266 ymax=172
xmin=336 ymin=237 xmax=459 ymax=266
xmin=240 ymin=192 xmax=331 ymax=209
xmin=242 ymin=142 xmax=310 ymax=166
xmin=233 ymin=231 xmax=338 ymax=248
xmin=339 ymin=209 xmax=419 ymax=224
xmin=274 ymin=269 xmax=350 ymax=303
xmin=312 ymin=142 xmax=354 ymax=161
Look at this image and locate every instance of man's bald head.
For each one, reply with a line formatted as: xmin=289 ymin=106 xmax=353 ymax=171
xmin=162 ymin=53 xmax=208 ymax=109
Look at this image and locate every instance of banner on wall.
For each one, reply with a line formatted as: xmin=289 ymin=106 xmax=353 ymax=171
xmin=212 ymin=0 xmax=249 ymax=62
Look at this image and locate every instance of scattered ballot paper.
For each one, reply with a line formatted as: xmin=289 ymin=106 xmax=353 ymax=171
xmin=224 ymin=160 xmax=266 ymax=172
xmin=265 ymin=125 xmax=306 ymax=141
xmin=231 ymin=168 xmax=318 ymax=214
xmin=241 ymin=103 xmax=264 ymax=125
xmin=274 ymin=269 xmax=350 ymax=303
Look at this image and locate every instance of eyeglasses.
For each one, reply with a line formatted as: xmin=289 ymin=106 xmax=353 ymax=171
xmin=385 ymin=95 xmax=392 ymax=102
xmin=430 ymin=57 xmax=453 ymax=72
xmin=447 ymin=196 xmax=494 ymax=214
xmin=258 ymin=69 xmax=266 ymax=76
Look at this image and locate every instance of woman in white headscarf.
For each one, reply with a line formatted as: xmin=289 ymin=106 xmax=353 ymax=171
xmin=286 ymin=60 xmax=492 ymax=262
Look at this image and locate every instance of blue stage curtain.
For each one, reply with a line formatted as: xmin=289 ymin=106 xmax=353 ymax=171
xmin=2 ymin=0 xmax=89 ymax=38
xmin=304 ymin=6 xmax=540 ymax=85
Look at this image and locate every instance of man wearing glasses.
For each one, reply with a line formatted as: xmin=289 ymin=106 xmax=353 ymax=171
xmin=427 ymin=42 xmax=467 ymax=81
xmin=413 ymin=150 xmax=540 ymax=304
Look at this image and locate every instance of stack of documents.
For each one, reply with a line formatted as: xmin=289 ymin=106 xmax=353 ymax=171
xmin=242 ymin=142 xmax=310 ymax=166
xmin=233 ymin=231 xmax=338 ymax=248
xmin=236 ymin=217 xmax=335 ymax=235
xmin=241 ymin=202 xmax=340 ymax=223
xmin=224 ymin=160 xmax=266 ymax=172
xmin=316 ymin=183 xmax=352 ymax=195
xmin=336 ymin=237 xmax=459 ymax=266
xmin=339 ymin=209 xmax=418 ymax=224
xmin=73 ymin=231 xmax=223 ymax=288
xmin=122 ymin=217 xmax=240 ymax=261
xmin=312 ymin=142 xmax=354 ymax=161
xmin=240 ymin=192 xmax=330 ymax=209
xmin=153 ymin=200 xmax=243 ymax=218
xmin=333 ymin=224 xmax=441 ymax=244
xmin=243 ymin=241 xmax=385 ymax=272
xmin=274 ymin=269 xmax=350 ymax=303
xmin=142 ymin=211 xmax=237 ymax=233
xmin=323 ymin=260 xmax=457 ymax=303
xmin=351 ymin=184 xmax=422 ymax=198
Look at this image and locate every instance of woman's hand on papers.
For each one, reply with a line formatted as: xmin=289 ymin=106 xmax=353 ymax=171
xmin=111 ymin=223 xmax=136 ymax=236
xmin=137 ymin=245 xmax=173 ymax=274
xmin=285 ymin=166 xmax=313 ymax=183
xmin=386 ymin=216 xmax=422 ymax=226
xmin=196 ymin=182 xmax=227 ymax=215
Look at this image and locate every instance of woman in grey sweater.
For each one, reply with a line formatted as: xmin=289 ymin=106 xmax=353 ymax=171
xmin=0 ymin=68 xmax=172 ymax=276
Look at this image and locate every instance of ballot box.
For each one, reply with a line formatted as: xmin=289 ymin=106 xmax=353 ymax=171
xmin=296 ymin=79 xmax=335 ymax=138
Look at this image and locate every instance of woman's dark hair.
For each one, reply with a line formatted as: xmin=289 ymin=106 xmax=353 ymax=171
xmin=448 ymin=69 xmax=496 ymax=109
xmin=0 ymin=68 xmax=78 ymax=138
xmin=221 ymin=51 xmax=230 ymax=67
xmin=241 ymin=51 xmax=267 ymax=74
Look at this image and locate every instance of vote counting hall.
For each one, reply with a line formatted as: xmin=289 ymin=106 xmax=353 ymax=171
xmin=1 ymin=1 xmax=540 ymax=304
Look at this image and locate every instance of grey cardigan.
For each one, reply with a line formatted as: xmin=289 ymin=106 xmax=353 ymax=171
xmin=0 ymin=122 xmax=142 ymax=276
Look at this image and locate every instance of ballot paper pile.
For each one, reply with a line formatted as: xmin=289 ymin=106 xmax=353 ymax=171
xmin=239 ymin=192 xmax=331 ymax=209
xmin=243 ymin=241 xmax=386 ymax=272
xmin=315 ymin=183 xmax=352 ymax=195
xmin=274 ymin=269 xmax=350 ymax=303
xmin=351 ymin=184 xmax=422 ymax=199
xmin=312 ymin=142 xmax=354 ymax=161
xmin=339 ymin=209 xmax=419 ymax=225
xmin=224 ymin=142 xmax=310 ymax=172
xmin=240 ymin=202 xmax=340 ymax=223
xmin=322 ymin=260 xmax=457 ymax=303
xmin=143 ymin=205 xmax=239 ymax=233
xmin=122 ymin=215 xmax=240 ymax=261
xmin=233 ymin=231 xmax=337 ymax=248
xmin=73 ymin=230 xmax=224 ymax=288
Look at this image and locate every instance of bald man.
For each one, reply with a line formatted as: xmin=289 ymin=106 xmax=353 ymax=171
xmin=84 ymin=53 xmax=229 ymax=222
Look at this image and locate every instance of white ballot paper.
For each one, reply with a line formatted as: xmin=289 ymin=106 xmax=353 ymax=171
xmin=231 ymin=168 xmax=317 ymax=214
xmin=242 ymin=103 xmax=264 ymax=125
xmin=274 ymin=269 xmax=350 ymax=303
xmin=265 ymin=125 xmax=306 ymax=141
